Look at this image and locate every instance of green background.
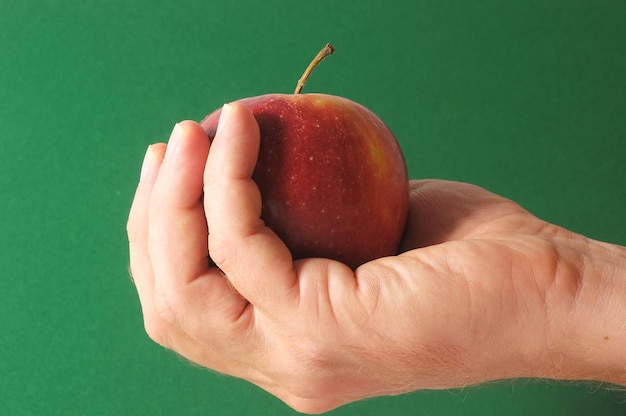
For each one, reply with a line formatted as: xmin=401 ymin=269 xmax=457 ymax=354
xmin=1 ymin=1 xmax=625 ymax=415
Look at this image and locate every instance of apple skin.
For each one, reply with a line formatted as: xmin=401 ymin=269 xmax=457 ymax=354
xmin=201 ymin=93 xmax=409 ymax=270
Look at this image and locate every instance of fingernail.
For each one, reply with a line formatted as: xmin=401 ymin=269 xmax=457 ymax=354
xmin=164 ymin=123 xmax=183 ymax=161
xmin=140 ymin=145 xmax=155 ymax=182
xmin=216 ymin=103 xmax=233 ymax=134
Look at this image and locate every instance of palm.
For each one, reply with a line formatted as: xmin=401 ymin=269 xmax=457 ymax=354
xmin=338 ymin=179 xmax=565 ymax=393
xmin=236 ymin=179 xmax=565 ymax=409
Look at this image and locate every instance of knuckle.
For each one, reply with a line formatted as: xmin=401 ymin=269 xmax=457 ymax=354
xmin=153 ymin=289 xmax=180 ymax=326
xmin=125 ymin=218 xmax=133 ymax=238
xmin=274 ymin=344 xmax=341 ymax=401
xmin=207 ymin=235 xmax=230 ymax=268
xmin=142 ymin=312 xmax=171 ymax=347
xmin=281 ymin=394 xmax=338 ymax=415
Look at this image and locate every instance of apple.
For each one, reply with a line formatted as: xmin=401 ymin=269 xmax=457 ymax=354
xmin=201 ymin=44 xmax=409 ymax=269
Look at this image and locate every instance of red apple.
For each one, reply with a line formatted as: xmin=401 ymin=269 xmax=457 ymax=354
xmin=201 ymin=45 xmax=409 ymax=269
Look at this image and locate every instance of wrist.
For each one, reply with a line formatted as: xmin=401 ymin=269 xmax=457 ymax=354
xmin=545 ymin=231 xmax=626 ymax=385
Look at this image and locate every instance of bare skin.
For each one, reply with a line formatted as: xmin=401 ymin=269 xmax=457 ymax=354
xmin=127 ymin=102 xmax=626 ymax=414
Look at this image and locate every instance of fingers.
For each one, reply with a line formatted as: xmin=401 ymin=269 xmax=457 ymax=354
xmin=204 ymin=102 xmax=299 ymax=308
xmin=148 ymin=122 xmax=212 ymax=310
xmin=127 ymin=143 xmax=167 ymax=323
xmin=145 ymin=121 xmax=255 ymax=333
xmin=128 ymin=123 xmax=255 ymax=363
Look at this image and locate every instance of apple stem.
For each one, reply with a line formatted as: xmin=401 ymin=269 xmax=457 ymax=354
xmin=294 ymin=43 xmax=335 ymax=94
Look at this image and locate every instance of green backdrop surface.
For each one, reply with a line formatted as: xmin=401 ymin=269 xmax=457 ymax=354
xmin=1 ymin=1 xmax=625 ymax=415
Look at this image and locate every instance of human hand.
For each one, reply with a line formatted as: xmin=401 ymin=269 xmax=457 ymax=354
xmin=127 ymin=103 xmax=626 ymax=414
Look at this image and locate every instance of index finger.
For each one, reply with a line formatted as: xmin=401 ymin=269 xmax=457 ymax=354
xmin=204 ymin=102 xmax=299 ymax=308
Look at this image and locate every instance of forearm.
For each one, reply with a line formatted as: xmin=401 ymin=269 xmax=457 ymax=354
xmin=547 ymin=231 xmax=626 ymax=385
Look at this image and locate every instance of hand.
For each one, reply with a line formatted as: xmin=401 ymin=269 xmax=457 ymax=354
xmin=127 ymin=103 xmax=626 ymax=414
